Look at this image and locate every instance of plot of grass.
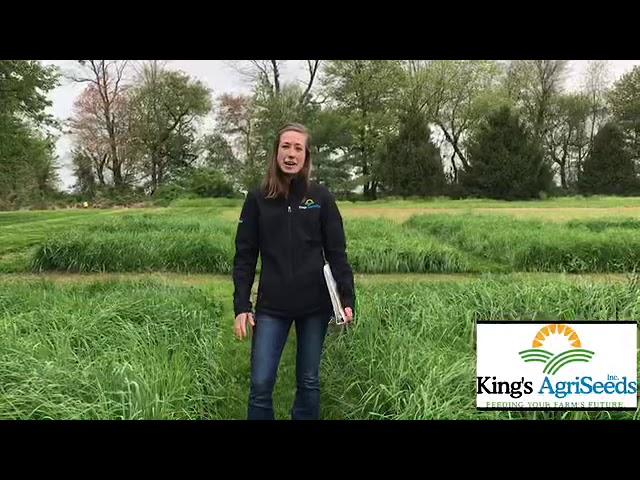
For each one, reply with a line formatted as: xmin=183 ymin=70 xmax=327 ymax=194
xmin=407 ymin=214 xmax=640 ymax=273
xmin=5 ymin=201 xmax=640 ymax=275
xmin=29 ymin=214 xmax=237 ymax=273
xmin=346 ymin=219 xmax=477 ymax=273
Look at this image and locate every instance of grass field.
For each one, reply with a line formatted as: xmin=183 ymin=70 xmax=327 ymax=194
xmin=1 ymin=196 xmax=639 ymax=419
xmin=0 ymin=275 xmax=637 ymax=420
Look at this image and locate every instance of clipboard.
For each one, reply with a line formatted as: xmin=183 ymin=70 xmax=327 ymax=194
xmin=323 ymin=262 xmax=347 ymax=325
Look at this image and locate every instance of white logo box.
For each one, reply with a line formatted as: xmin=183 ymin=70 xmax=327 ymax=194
xmin=476 ymin=321 xmax=638 ymax=411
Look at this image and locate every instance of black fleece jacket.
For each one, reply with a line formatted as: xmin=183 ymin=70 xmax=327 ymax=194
xmin=232 ymin=176 xmax=355 ymax=318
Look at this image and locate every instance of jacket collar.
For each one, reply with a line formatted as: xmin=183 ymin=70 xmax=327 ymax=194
xmin=288 ymin=175 xmax=308 ymax=199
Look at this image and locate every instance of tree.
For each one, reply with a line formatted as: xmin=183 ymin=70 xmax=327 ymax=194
xmin=215 ymin=93 xmax=261 ymax=189
xmin=69 ymin=60 xmax=130 ymax=187
xmin=0 ymin=60 xmax=59 ymax=126
xmin=214 ymin=79 xmax=322 ymax=190
xmin=322 ymin=60 xmax=404 ymax=199
xmin=251 ymin=82 xmax=320 ymax=170
xmin=307 ymin=108 xmax=356 ymax=195
xmin=71 ymin=148 xmax=96 ymax=197
xmin=377 ymin=109 xmax=445 ymax=196
xmin=578 ymin=122 xmax=640 ymax=195
xmin=0 ymin=60 xmax=60 ymax=207
xmin=0 ymin=121 xmax=59 ymax=206
xmin=582 ymin=60 xmax=611 ymax=155
xmin=545 ymin=94 xmax=591 ymax=189
xmin=230 ymin=60 xmax=321 ymax=107
xmin=299 ymin=60 xmax=321 ymax=107
xmin=420 ymin=60 xmax=503 ymax=179
xmin=199 ymin=132 xmax=238 ymax=181
xmin=231 ymin=60 xmax=283 ymax=96
xmin=182 ymin=168 xmax=235 ymax=198
xmin=461 ymin=106 xmax=554 ymax=200
xmin=218 ymin=61 xmax=323 ymax=190
xmin=506 ymin=60 xmax=570 ymax=140
xmin=128 ymin=62 xmax=212 ymax=193
xmin=69 ymin=86 xmax=113 ymax=186
xmin=608 ymin=65 xmax=640 ymax=163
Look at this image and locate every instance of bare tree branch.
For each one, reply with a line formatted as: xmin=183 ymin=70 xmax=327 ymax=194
xmin=270 ymin=60 xmax=280 ymax=94
xmin=299 ymin=60 xmax=320 ymax=105
xmin=227 ymin=60 xmax=284 ymax=95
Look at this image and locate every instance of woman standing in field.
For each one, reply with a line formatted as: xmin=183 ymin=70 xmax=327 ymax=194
xmin=232 ymin=123 xmax=355 ymax=420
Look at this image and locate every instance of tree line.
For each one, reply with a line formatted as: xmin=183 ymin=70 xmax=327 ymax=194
xmin=2 ymin=60 xmax=640 ymax=209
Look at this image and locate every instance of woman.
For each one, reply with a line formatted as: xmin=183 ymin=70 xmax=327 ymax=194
xmin=232 ymin=122 xmax=355 ymax=420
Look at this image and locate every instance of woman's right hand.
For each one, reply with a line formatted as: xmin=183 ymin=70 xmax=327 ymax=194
xmin=234 ymin=312 xmax=255 ymax=340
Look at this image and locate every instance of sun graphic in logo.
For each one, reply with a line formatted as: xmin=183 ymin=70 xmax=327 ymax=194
xmin=532 ymin=324 xmax=581 ymax=348
xmin=519 ymin=324 xmax=595 ymax=375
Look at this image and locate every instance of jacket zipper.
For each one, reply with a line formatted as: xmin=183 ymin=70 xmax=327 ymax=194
xmin=288 ymin=204 xmax=293 ymax=278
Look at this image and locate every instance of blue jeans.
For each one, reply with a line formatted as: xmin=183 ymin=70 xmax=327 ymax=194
xmin=248 ymin=311 xmax=330 ymax=420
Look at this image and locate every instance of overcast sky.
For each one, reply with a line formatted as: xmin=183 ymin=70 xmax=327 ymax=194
xmin=41 ymin=60 xmax=640 ymax=190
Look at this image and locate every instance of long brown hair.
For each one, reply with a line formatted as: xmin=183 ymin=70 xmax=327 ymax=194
xmin=262 ymin=123 xmax=312 ymax=199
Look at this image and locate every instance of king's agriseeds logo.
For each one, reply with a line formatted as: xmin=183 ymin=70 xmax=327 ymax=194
xmin=476 ymin=322 xmax=638 ymax=410
xmin=519 ymin=324 xmax=595 ymax=375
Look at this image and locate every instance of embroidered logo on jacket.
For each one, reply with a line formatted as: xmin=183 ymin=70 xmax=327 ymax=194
xmin=299 ymin=198 xmax=321 ymax=210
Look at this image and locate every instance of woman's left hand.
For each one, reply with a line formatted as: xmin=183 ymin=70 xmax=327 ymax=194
xmin=344 ymin=307 xmax=354 ymax=324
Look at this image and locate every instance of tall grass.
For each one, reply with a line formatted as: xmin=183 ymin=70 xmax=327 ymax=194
xmin=1 ymin=277 xmax=638 ymax=419
xmin=31 ymin=231 xmax=234 ymax=273
xmin=0 ymin=280 xmax=224 ymax=419
xmin=24 ymin=210 xmax=640 ymax=275
xmin=321 ymin=277 xmax=640 ymax=420
xmin=566 ymin=218 xmax=640 ymax=232
xmin=346 ymin=219 xmax=474 ymax=273
xmin=32 ymin=214 xmax=478 ymax=274
xmin=339 ymin=195 xmax=640 ymax=209
xmin=407 ymin=214 xmax=640 ymax=273
xmin=31 ymin=216 xmax=236 ymax=273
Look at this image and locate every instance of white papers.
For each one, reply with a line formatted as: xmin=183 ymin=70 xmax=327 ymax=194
xmin=323 ymin=263 xmax=346 ymax=325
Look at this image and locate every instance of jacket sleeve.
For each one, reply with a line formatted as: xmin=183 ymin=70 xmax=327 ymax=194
xmin=321 ymin=189 xmax=356 ymax=313
xmin=233 ymin=190 xmax=259 ymax=316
